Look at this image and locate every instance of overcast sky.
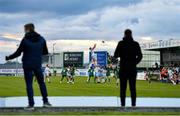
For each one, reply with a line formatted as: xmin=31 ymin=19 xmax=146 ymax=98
xmin=0 ymin=0 xmax=180 ymax=63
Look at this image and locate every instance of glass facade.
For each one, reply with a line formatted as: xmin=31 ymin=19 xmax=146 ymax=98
xmin=137 ymin=50 xmax=160 ymax=68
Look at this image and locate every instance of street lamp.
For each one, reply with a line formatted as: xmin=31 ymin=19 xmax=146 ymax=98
xmin=16 ymin=44 xmax=19 ymax=76
xmin=52 ymin=43 xmax=56 ymax=73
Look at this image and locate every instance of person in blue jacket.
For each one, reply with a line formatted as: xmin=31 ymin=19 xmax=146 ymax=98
xmin=6 ymin=23 xmax=51 ymax=110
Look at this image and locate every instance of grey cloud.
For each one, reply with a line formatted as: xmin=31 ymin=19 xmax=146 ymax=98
xmin=0 ymin=37 xmax=19 ymax=42
xmin=0 ymin=0 xmax=180 ymax=41
xmin=0 ymin=0 xmax=141 ymax=15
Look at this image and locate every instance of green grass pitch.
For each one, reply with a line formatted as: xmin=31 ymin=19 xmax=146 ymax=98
xmin=0 ymin=76 xmax=180 ymax=97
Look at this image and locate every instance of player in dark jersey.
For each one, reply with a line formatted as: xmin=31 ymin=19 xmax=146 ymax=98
xmin=70 ymin=66 xmax=76 ymax=84
xmin=106 ymin=65 xmax=112 ymax=83
xmin=60 ymin=67 xmax=68 ymax=83
xmin=87 ymin=67 xmax=94 ymax=83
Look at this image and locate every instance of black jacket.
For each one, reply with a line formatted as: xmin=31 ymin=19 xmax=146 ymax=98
xmin=114 ymin=37 xmax=142 ymax=71
xmin=8 ymin=31 xmax=48 ymax=68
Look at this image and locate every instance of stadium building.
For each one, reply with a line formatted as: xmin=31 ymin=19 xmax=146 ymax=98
xmin=137 ymin=50 xmax=160 ymax=69
xmin=42 ymin=52 xmax=84 ymax=68
xmin=42 ymin=53 xmax=63 ymax=68
xmin=0 ymin=39 xmax=179 ymax=75
xmin=141 ymin=39 xmax=180 ymax=67
xmin=43 ymin=51 xmax=160 ymax=69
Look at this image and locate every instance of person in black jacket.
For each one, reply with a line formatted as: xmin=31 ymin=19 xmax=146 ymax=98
xmin=114 ymin=29 xmax=142 ymax=107
xmin=6 ymin=23 xmax=51 ymax=110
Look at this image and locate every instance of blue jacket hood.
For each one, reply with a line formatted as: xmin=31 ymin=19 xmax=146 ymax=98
xmin=24 ymin=31 xmax=41 ymax=42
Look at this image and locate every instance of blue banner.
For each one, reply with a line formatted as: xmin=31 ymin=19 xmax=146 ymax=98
xmin=89 ymin=51 xmax=107 ymax=67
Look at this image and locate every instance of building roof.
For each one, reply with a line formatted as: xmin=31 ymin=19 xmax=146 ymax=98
xmin=140 ymin=39 xmax=180 ymax=50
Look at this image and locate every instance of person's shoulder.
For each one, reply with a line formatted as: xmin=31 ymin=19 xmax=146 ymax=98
xmin=39 ymin=36 xmax=45 ymax=40
xmin=118 ymin=40 xmax=123 ymax=43
xmin=21 ymin=38 xmax=26 ymax=42
xmin=133 ymin=40 xmax=139 ymax=44
xmin=118 ymin=40 xmax=124 ymax=45
xmin=39 ymin=36 xmax=47 ymax=44
xmin=133 ymin=40 xmax=140 ymax=46
xmin=20 ymin=38 xmax=27 ymax=44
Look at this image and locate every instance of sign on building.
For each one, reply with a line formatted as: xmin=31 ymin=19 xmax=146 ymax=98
xmin=63 ymin=52 xmax=84 ymax=67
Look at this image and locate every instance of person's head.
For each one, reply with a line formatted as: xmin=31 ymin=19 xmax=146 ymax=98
xmin=124 ymin=29 xmax=132 ymax=37
xmin=24 ymin=23 xmax=35 ymax=33
xmin=123 ymin=29 xmax=134 ymax=41
xmin=46 ymin=64 xmax=49 ymax=67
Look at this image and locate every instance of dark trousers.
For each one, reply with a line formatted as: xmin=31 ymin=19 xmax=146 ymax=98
xmin=24 ymin=67 xmax=48 ymax=106
xmin=119 ymin=70 xmax=137 ymax=106
xmin=61 ymin=75 xmax=68 ymax=81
